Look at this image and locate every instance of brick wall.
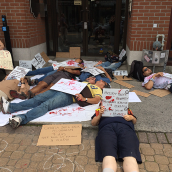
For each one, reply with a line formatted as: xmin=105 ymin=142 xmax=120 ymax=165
xmin=126 ymin=0 xmax=172 ymax=51
xmin=0 ymin=0 xmax=46 ymax=48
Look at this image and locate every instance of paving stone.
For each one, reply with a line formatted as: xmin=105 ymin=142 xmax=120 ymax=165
xmin=154 ymin=149 xmax=164 ymax=155
xmin=163 ymin=144 xmax=172 ymax=149
xmin=29 ymin=161 xmax=39 ymax=168
xmin=0 ymin=133 xmax=9 ymax=137
xmin=139 ymin=170 xmax=147 ymax=172
xmin=79 ymin=140 xmax=91 ymax=151
xmin=140 ymin=147 xmax=155 ymax=156
xmin=139 ymin=143 xmax=150 ymax=149
xmin=79 ymin=150 xmax=87 ymax=156
xmin=7 ymin=159 xmax=18 ymax=166
xmin=156 ymin=133 xmax=168 ymax=144
xmin=138 ymin=163 xmax=145 ymax=169
xmin=20 ymin=138 xmax=32 ymax=146
xmin=169 ymin=164 xmax=172 ymax=171
xmin=13 ymin=138 xmax=22 ymax=144
xmin=10 ymin=151 xmax=24 ymax=160
xmin=60 ymin=158 xmax=76 ymax=172
xmin=75 ymin=156 xmax=88 ymax=166
xmin=0 ymin=157 xmax=9 ymax=166
xmin=163 ymin=146 xmax=172 ymax=158
xmin=166 ymin=133 xmax=172 ymax=143
xmin=2 ymin=166 xmax=15 ymax=172
xmin=145 ymin=162 xmax=159 ymax=171
xmin=154 ymin=155 xmax=169 ymax=165
xmin=5 ymin=144 xmax=19 ymax=152
xmin=159 ymin=164 xmax=169 ymax=172
xmin=147 ymin=133 xmax=158 ymax=143
xmin=88 ymin=158 xmax=97 ymax=165
xmin=66 ymin=148 xmax=79 ymax=156
xmin=151 ymin=143 xmax=163 ymax=150
xmin=17 ymin=145 xmax=27 ymax=151
xmin=138 ymin=132 xmax=148 ymax=143
xmin=14 ymin=169 xmax=23 ymax=172
xmin=140 ymin=154 xmax=145 ymax=162
xmin=145 ymin=155 xmax=154 ymax=161
xmin=23 ymin=168 xmax=38 ymax=172
xmin=2 ymin=137 xmax=14 ymax=144
xmin=15 ymin=159 xmax=30 ymax=169
xmin=168 ymin=158 xmax=172 ymax=163
xmin=2 ymin=151 xmax=12 ymax=158
xmin=23 ymin=153 xmax=32 ymax=159
xmin=25 ymin=146 xmax=39 ymax=154
xmin=31 ymin=153 xmax=45 ymax=162
xmin=87 ymin=149 xmax=95 ymax=159
xmin=85 ymin=164 xmax=98 ymax=172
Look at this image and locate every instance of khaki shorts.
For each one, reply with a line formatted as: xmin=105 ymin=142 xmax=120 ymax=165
xmin=0 ymin=90 xmax=8 ymax=100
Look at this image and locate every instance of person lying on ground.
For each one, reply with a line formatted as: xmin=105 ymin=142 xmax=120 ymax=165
xmin=10 ymin=66 xmax=81 ymax=99
xmin=142 ymin=67 xmax=172 ymax=92
xmin=0 ymin=79 xmax=107 ymax=129
xmin=26 ymin=58 xmax=84 ymax=85
xmin=0 ymin=77 xmax=30 ymax=100
xmin=91 ymin=106 xmax=142 ymax=172
xmin=79 ymin=66 xmax=112 ymax=83
xmin=93 ymin=55 xmax=127 ymax=71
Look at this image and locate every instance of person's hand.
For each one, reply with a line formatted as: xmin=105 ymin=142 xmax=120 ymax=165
xmin=57 ymin=67 xmax=65 ymax=71
xmin=152 ymin=72 xmax=164 ymax=79
xmin=75 ymin=94 xmax=85 ymax=101
xmin=123 ymin=114 xmax=133 ymax=121
xmin=99 ymin=106 xmax=104 ymax=117
xmin=97 ymin=61 xmax=103 ymax=65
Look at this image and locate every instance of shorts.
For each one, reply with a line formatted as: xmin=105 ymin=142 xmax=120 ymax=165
xmin=95 ymin=122 xmax=142 ymax=164
xmin=43 ymin=71 xmax=72 ymax=85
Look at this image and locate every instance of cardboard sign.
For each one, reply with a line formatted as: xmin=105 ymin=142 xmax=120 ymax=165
xmin=50 ymin=78 xmax=87 ymax=95
xmin=149 ymin=89 xmax=171 ymax=97
xmin=31 ymin=53 xmax=46 ymax=69
xmin=37 ymin=124 xmax=82 ymax=146
xmin=102 ymin=88 xmax=129 ymax=117
xmin=114 ymin=80 xmax=135 ymax=88
xmin=119 ymin=49 xmax=126 ymax=59
xmin=56 ymin=52 xmax=70 ymax=58
xmin=40 ymin=52 xmax=50 ymax=62
xmin=0 ymin=50 xmax=13 ymax=70
xmin=19 ymin=60 xmax=32 ymax=71
xmin=113 ymin=70 xmax=128 ymax=76
xmin=81 ymin=67 xmax=104 ymax=76
xmin=6 ymin=66 xmax=30 ymax=80
xmin=69 ymin=47 xmax=80 ymax=59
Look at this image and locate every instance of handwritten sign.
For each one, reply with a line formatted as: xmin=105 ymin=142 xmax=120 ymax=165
xmin=119 ymin=49 xmax=126 ymax=59
xmin=6 ymin=66 xmax=30 ymax=80
xmin=31 ymin=53 xmax=46 ymax=69
xmin=113 ymin=70 xmax=128 ymax=76
xmin=19 ymin=60 xmax=32 ymax=71
xmin=50 ymin=78 xmax=87 ymax=95
xmin=37 ymin=124 xmax=82 ymax=146
xmin=102 ymin=88 xmax=129 ymax=117
xmin=81 ymin=67 xmax=104 ymax=76
xmin=0 ymin=50 xmax=13 ymax=70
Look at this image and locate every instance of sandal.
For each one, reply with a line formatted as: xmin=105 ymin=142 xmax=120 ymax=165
xmin=27 ymin=90 xmax=35 ymax=99
xmin=10 ymin=90 xmax=28 ymax=100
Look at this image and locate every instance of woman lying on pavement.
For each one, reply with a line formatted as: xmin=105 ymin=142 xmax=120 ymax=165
xmin=91 ymin=105 xmax=142 ymax=172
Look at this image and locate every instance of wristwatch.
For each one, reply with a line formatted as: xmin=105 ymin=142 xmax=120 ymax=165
xmin=85 ymin=98 xmax=88 ymax=102
xmin=149 ymin=78 xmax=155 ymax=83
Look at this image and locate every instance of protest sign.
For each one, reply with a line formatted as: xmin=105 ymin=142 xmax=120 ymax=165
xmin=102 ymin=88 xmax=129 ymax=117
xmin=19 ymin=60 xmax=32 ymax=71
xmin=50 ymin=78 xmax=87 ymax=95
xmin=31 ymin=53 xmax=46 ymax=69
xmin=37 ymin=124 xmax=82 ymax=146
xmin=81 ymin=67 xmax=104 ymax=76
xmin=113 ymin=70 xmax=128 ymax=76
xmin=6 ymin=66 xmax=30 ymax=80
xmin=119 ymin=49 xmax=126 ymax=59
xmin=0 ymin=50 xmax=13 ymax=70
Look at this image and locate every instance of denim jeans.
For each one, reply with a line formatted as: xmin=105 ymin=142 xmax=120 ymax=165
xmin=26 ymin=66 xmax=57 ymax=82
xmin=96 ymin=61 xmax=122 ymax=71
xmin=9 ymin=90 xmax=73 ymax=124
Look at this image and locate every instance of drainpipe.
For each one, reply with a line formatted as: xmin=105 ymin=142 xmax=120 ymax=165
xmin=156 ymin=34 xmax=165 ymax=50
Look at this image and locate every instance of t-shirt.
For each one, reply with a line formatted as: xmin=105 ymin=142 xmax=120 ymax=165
xmin=142 ymin=73 xmax=172 ymax=90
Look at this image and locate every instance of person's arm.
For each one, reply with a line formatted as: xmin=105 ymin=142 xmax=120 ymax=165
xmin=144 ymin=72 xmax=164 ymax=90
xmin=91 ymin=106 xmax=104 ymax=126
xmin=75 ymin=94 xmax=101 ymax=104
xmin=94 ymin=61 xmax=103 ymax=67
xmin=96 ymin=66 xmax=112 ymax=82
xmin=123 ymin=115 xmax=137 ymax=124
xmin=57 ymin=67 xmax=81 ymax=75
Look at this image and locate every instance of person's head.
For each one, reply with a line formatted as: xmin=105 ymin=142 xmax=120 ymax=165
xmin=0 ymin=40 xmax=5 ymax=50
xmin=75 ymin=58 xmax=84 ymax=67
xmin=142 ymin=67 xmax=152 ymax=77
xmin=86 ymin=76 xmax=96 ymax=84
xmin=95 ymin=79 xmax=106 ymax=89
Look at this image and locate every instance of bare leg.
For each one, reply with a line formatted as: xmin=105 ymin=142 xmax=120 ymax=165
xmin=123 ymin=157 xmax=139 ymax=172
xmin=36 ymin=83 xmax=54 ymax=95
xmin=29 ymin=81 xmax=48 ymax=95
xmin=102 ymin=156 xmax=117 ymax=172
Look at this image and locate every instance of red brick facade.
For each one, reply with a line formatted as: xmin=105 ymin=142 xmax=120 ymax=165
xmin=127 ymin=0 xmax=172 ymax=51
xmin=0 ymin=0 xmax=46 ymax=48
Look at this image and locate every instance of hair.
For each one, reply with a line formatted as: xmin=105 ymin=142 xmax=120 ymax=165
xmin=79 ymin=58 xmax=84 ymax=64
xmin=104 ymin=83 xmax=111 ymax=88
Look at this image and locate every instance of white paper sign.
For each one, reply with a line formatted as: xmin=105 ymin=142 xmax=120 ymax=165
xmin=6 ymin=66 xmax=30 ymax=80
xmin=163 ymin=73 xmax=172 ymax=79
xmin=102 ymin=88 xmax=129 ymax=117
xmin=19 ymin=60 xmax=32 ymax=71
xmin=81 ymin=67 xmax=104 ymax=76
xmin=50 ymin=78 xmax=87 ymax=95
xmin=119 ymin=49 xmax=126 ymax=59
xmin=113 ymin=70 xmax=128 ymax=76
xmin=31 ymin=53 xmax=46 ymax=69
xmin=160 ymin=52 xmax=165 ymax=58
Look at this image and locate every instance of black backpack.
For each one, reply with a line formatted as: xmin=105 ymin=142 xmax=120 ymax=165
xmin=127 ymin=60 xmax=145 ymax=81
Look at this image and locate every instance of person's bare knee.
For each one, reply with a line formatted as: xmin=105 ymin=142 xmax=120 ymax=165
xmin=123 ymin=157 xmax=139 ymax=172
xmin=103 ymin=156 xmax=117 ymax=172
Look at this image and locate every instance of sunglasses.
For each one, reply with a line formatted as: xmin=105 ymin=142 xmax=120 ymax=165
xmin=143 ymin=68 xmax=148 ymax=72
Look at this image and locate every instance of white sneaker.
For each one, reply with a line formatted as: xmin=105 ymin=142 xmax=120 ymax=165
xmin=1 ymin=96 xmax=10 ymax=114
xmin=9 ymin=116 xmax=22 ymax=129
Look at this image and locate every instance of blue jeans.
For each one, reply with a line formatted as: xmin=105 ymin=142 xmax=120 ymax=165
xmin=9 ymin=90 xmax=73 ymax=124
xmin=96 ymin=61 xmax=122 ymax=71
xmin=26 ymin=66 xmax=57 ymax=82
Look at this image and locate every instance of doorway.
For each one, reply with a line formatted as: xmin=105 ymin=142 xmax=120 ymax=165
xmin=45 ymin=0 xmax=128 ymax=56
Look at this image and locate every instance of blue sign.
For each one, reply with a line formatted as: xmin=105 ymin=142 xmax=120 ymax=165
xmin=2 ymin=27 xmax=7 ymax=31
xmin=2 ymin=18 xmax=5 ymax=22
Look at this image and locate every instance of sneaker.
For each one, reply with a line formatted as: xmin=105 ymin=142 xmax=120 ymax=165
xmin=9 ymin=116 xmax=22 ymax=129
xmin=1 ymin=97 xmax=10 ymax=114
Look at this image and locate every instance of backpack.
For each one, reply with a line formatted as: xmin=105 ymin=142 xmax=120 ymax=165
xmin=127 ymin=60 xmax=145 ymax=81
xmin=105 ymin=52 xmax=119 ymax=63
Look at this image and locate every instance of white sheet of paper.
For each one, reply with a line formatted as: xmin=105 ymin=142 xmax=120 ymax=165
xmin=83 ymin=61 xmax=98 ymax=68
xmin=6 ymin=66 xmax=30 ymax=80
xmin=160 ymin=53 xmax=165 ymax=58
xmin=50 ymin=78 xmax=87 ymax=95
xmin=119 ymin=49 xmax=126 ymax=59
xmin=19 ymin=60 xmax=32 ymax=71
xmin=113 ymin=70 xmax=128 ymax=76
xmin=129 ymin=92 xmax=141 ymax=102
xmin=0 ymin=50 xmax=13 ymax=70
xmin=102 ymin=88 xmax=129 ymax=117
xmin=81 ymin=67 xmax=104 ymax=76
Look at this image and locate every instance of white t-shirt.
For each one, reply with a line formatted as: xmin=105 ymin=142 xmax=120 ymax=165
xmin=142 ymin=73 xmax=172 ymax=90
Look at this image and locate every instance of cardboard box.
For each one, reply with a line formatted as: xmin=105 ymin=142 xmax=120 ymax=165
xmin=56 ymin=52 xmax=70 ymax=58
xmin=69 ymin=47 xmax=80 ymax=59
